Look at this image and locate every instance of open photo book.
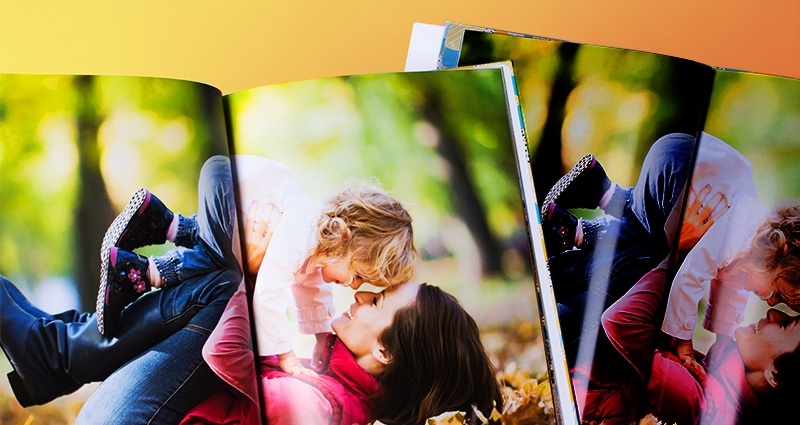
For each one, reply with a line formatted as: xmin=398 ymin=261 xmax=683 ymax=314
xmin=415 ymin=21 xmax=800 ymax=425
xmin=0 ymin=64 xmax=557 ymax=424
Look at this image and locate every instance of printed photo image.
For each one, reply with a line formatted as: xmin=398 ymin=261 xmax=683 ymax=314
xmin=223 ymin=69 xmax=551 ymax=424
xmin=447 ymin=26 xmax=800 ymax=424
xmin=1 ymin=68 xmax=553 ymax=424
xmin=0 ymin=75 xmax=239 ymax=424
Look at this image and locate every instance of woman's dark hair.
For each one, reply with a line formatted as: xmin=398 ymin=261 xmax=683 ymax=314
xmin=741 ymin=332 xmax=800 ymax=424
xmin=373 ymin=283 xmax=502 ymax=424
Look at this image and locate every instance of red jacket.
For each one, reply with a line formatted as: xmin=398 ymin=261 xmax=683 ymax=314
xmin=181 ymin=283 xmax=382 ymax=425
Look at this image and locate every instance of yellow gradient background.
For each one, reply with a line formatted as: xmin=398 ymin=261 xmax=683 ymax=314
xmin=0 ymin=1 xmax=798 ymax=94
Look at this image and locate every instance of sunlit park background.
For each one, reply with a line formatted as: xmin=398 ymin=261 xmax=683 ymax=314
xmin=226 ymin=69 xmax=553 ymax=421
xmin=0 ymin=74 xmax=229 ymax=423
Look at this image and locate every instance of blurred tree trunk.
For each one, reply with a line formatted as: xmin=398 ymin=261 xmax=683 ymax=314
xmin=420 ymin=85 xmax=504 ymax=277
xmin=640 ymin=61 xmax=716 ymax=166
xmin=532 ymin=42 xmax=579 ymax=202
xmin=200 ymin=85 xmax=226 ymax=159
xmin=74 ymin=75 xmax=116 ymax=310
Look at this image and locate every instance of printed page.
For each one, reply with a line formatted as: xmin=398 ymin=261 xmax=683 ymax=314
xmin=223 ymin=67 xmax=555 ymax=424
xmin=0 ymin=75 xmax=237 ymax=422
xmin=439 ymin=24 xmax=718 ymax=424
xmin=404 ymin=22 xmax=446 ymax=72
xmin=650 ymin=70 xmax=800 ymax=424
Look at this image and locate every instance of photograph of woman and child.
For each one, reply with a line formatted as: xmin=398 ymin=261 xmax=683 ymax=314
xmin=543 ymin=70 xmax=800 ymax=424
xmin=449 ymin=29 xmax=800 ymax=424
xmin=0 ymin=70 xmax=548 ymax=424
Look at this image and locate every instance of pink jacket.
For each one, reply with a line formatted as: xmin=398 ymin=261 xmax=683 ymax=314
xmin=180 ymin=283 xmax=382 ymax=425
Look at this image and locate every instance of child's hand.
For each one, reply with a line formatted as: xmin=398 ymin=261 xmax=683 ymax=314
xmin=675 ymin=338 xmax=705 ymax=382
xmin=312 ymin=332 xmax=331 ymax=367
xmin=277 ymin=350 xmax=319 ymax=378
xmin=245 ymin=200 xmax=283 ymax=276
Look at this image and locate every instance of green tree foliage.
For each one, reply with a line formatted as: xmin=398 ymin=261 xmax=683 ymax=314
xmin=227 ymin=70 xmax=529 ymax=281
xmin=705 ymin=72 xmax=800 ymax=203
xmin=458 ymin=32 xmax=714 ymax=200
xmin=0 ymin=75 xmax=226 ymax=309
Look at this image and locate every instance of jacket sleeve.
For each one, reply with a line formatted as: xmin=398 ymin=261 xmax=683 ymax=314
xmin=252 ymin=239 xmax=297 ymax=356
xmin=202 ymin=282 xmax=261 ymax=410
xmin=661 ymin=221 xmax=722 ymax=340
xmin=292 ymin=268 xmax=335 ymax=335
xmin=703 ymin=278 xmax=747 ymax=337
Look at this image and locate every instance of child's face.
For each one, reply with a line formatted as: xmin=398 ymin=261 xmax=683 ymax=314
xmin=320 ymin=255 xmax=365 ymax=289
xmin=742 ymin=268 xmax=780 ymax=301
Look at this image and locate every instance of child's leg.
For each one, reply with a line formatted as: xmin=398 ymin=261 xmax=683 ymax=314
xmin=145 ymin=155 xmax=240 ymax=288
xmin=542 ymin=203 xmax=624 ymax=255
xmin=98 ymin=155 xmax=240 ymax=336
xmin=625 ymin=133 xmax=696 ymax=247
xmin=1 ymin=269 xmax=239 ymax=407
xmin=541 ymin=153 xmax=616 ymax=215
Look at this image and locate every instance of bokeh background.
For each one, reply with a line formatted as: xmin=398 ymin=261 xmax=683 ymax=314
xmin=457 ymin=31 xmax=713 ymax=202
xmin=0 ymin=74 xmax=228 ymax=424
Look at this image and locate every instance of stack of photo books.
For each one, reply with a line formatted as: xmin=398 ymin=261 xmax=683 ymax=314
xmin=1 ymin=20 xmax=799 ymax=425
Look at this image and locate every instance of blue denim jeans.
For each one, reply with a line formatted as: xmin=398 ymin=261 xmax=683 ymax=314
xmin=550 ymin=133 xmax=697 ymax=367
xmin=73 ymin=155 xmax=242 ymax=424
xmin=153 ymin=155 xmax=241 ymax=287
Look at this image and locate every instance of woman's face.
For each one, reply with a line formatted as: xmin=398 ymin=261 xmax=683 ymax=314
xmin=332 ymin=283 xmax=420 ymax=361
xmin=735 ymin=309 xmax=800 ymax=379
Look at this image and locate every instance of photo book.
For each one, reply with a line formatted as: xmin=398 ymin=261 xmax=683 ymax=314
xmin=413 ymin=21 xmax=800 ymax=425
xmin=3 ymin=17 xmax=799 ymax=425
xmin=0 ymin=63 xmax=555 ymax=424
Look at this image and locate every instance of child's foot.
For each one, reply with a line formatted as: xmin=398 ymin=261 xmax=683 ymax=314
xmin=542 ymin=202 xmax=578 ymax=257
xmin=541 ymin=154 xmax=612 ymax=216
xmin=97 ymin=247 xmax=152 ymax=336
xmin=102 ymin=188 xmax=175 ymax=253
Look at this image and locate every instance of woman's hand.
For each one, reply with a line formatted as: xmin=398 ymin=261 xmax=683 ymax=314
xmin=678 ymin=184 xmax=729 ymax=254
xmin=244 ymin=200 xmax=283 ymax=277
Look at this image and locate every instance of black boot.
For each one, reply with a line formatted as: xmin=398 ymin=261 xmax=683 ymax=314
xmin=98 ymin=247 xmax=152 ymax=337
xmin=541 ymin=154 xmax=612 ymax=216
xmin=542 ymin=202 xmax=578 ymax=257
xmin=102 ymin=188 xmax=174 ymax=253
xmin=0 ymin=275 xmax=169 ymax=407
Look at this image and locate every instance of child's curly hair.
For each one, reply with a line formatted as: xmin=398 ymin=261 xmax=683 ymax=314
xmin=752 ymin=204 xmax=800 ymax=310
xmin=312 ymin=183 xmax=416 ymax=287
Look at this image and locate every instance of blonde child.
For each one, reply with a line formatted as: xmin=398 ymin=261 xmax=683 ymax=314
xmin=659 ymin=134 xmax=800 ymax=370
xmin=98 ymin=155 xmax=417 ymax=377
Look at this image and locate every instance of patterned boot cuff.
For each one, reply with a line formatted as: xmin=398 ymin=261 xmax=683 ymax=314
xmin=173 ymin=214 xmax=197 ymax=248
xmin=152 ymin=253 xmax=182 ymax=288
xmin=603 ymin=186 xmax=631 ymax=219
xmin=581 ymin=219 xmax=605 ymax=248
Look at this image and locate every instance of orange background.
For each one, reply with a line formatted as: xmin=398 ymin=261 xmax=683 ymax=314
xmin=0 ymin=1 xmax=798 ymax=94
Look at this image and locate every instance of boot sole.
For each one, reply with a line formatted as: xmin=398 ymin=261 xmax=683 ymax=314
xmin=540 ymin=154 xmax=595 ymax=216
xmin=97 ymin=188 xmax=147 ymax=336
